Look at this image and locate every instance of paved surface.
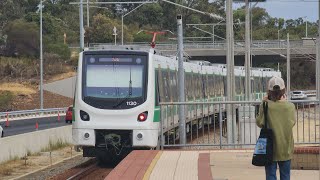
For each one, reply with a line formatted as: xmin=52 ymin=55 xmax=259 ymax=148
xmin=210 ymin=150 xmax=319 ymax=180
xmin=106 ymin=150 xmax=319 ymax=180
xmin=44 ymin=76 xmax=76 ymax=98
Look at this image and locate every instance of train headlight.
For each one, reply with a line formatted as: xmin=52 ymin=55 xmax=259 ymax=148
xmin=84 ymin=132 xmax=90 ymax=139
xmin=137 ymin=111 xmax=148 ymax=122
xmin=136 ymin=133 xmax=143 ymax=140
xmin=80 ymin=110 xmax=90 ymax=121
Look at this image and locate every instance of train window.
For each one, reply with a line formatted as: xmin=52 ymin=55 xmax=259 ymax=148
xmin=155 ymin=70 xmax=160 ymax=106
xmin=166 ymin=70 xmax=171 ymax=101
xmin=223 ymin=76 xmax=226 ymax=96
xmin=186 ymin=73 xmax=191 ymax=100
xmin=205 ymin=73 xmax=209 ymax=98
xmin=158 ymin=69 xmax=164 ymax=103
xmin=241 ymin=76 xmax=245 ymax=94
xmin=251 ymin=78 xmax=255 ymax=93
xmin=255 ymin=77 xmax=259 ymax=92
xmin=235 ymin=77 xmax=240 ymax=94
xmin=162 ymin=70 xmax=169 ymax=102
xmin=215 ymin=75 xmax=219 ymax=97
xmin=197 ymin=73 xmax=201 ymax=99
xmin=170 ymin=70 xmax=178 ymax=102
xmin=211 ymin=74 xmax=215 ymax=97
xmin=191 ymin=73 xmax=195 ymax=100
xmin=215 ymin=75 xmax=218 ymax=96
xmin=82 ymin=53 xmax=148 ymax=109
xmin=210 ymin=75 xmax=213 ymax=97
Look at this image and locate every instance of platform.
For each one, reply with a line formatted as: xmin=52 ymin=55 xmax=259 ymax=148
xmin=105 ymin=150 xmax=319 ymax=180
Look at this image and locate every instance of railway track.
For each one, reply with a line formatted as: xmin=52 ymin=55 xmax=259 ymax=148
xmin=50 ymin=158 xmax=114 ymax=180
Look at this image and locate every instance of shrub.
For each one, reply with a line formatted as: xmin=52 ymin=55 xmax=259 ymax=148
xmin=45 ymin=43 xmax=71 ymax=60
xmin=43 ymin=53 xmax=66 ymax=75
xmin=0 ymin=56 xmax=37 ymax=79
xmin=4 ymin=19 xmax=39 ymax=57
xmin=0 ymin=91 xmax=14 ymax=111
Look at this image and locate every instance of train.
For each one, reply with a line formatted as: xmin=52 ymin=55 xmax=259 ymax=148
xmin=72 ymin=46 xmax=281 ymax=162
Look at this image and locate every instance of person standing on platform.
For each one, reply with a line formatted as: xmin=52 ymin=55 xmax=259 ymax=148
xmin=256 ymin=76 xmax=296 ymax=180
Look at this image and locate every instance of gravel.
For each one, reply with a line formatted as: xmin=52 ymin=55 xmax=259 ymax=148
xmin=17 ymin=155 xmax=92 ymax=180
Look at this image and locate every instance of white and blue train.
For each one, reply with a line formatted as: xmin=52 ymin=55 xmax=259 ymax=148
xmin=72 ymin=47 xmax=281 ymax=161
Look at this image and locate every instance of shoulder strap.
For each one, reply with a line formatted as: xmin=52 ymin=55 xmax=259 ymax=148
xmin=263 ymin=101 xmax=268 ymax=129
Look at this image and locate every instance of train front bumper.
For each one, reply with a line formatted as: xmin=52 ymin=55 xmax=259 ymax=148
xmin=72 ymin=128 xmax=158 ymax=148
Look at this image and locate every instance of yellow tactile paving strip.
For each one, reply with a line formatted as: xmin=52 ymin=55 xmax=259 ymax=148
xmin=174 ymin=151 xmax=198 ymax=180
xmin=143 ymin=151 xmax=163 ymax=180
xmin=149 ymin=151 xmax=199 ymax=180
xmin=149 ymin=151 xmax=181 ymax=180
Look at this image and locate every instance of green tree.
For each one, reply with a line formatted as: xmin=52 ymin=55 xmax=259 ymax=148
xmin=86 ymin=14 xmax=133 ymax=44
xmin=45 ymin=43 xmax=71 ymax=60
xmin=4 ymin=19 xmax=39 ymax=57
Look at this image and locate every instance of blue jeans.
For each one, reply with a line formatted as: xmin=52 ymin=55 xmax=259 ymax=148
xmin=265 ymin=160 xmax=291 ymax=180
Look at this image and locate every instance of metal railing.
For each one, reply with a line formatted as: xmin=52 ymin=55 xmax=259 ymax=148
xmin=0 ymin=108 xmax=67 ymax=122
xmin=159 ymin=100 xmax=320 ymax=149
xmin=88 ymin=40 xmax=310 ymax=51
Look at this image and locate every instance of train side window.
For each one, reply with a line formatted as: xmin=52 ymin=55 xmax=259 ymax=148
xmin=191 ymin=73 xmax=195 ymax=100
xmin=155 ymin=70 xmax=160 ymax=106
xmin=197 ymin=73 xmax=201 ymax=99
xmin=241 ymin=76 xmax=245 ymax=94
xmin=211 ymin=74 xmax=215 ymax=97
xmin=213 ymin=75 xmax=216 ymax=97
xmin=188 ymin=73 xmax=192 ymax=100
xmin=205 ymin=73 xmax=209 ymax=98
xmin=162 ymin=70 xmax=169 ymax=102
xmin=157 ymin=67 xmax=165 ymax=104
xmin=170 ymin=70 xmax=178 ymax=102
xmin=216 ymin=75 xmax=219 ymax=97
xmin=235 ymin=76 xmax=239 ymax=94
xmin=166 ymin=69 xmax=172 ymax=102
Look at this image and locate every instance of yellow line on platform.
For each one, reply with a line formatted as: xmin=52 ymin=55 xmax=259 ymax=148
xmin=143 ymin=151 xmax=163 ymax=180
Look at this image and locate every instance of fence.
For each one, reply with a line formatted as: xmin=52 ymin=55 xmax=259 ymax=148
xmin=159 ymin=100 xmax=320 ymax=149
xmin=88 ymin=40 xmax=307 ymax=51
xmin=0 ymin=108 xmax=67 ymax=122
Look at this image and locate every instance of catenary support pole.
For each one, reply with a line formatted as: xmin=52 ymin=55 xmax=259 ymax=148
xmin=286 ymin=33 xmax=290 ymax=99
xmin=177 ymin=15 xmax=186 ymax=145
xmin=40 ymin=0 xmax=43 ymax=109
xmin=80 ymin=0 xmax=84 ymax=51
xmin=87 ymin=0 xmax=89 ymax=27
xmin=245 ymin=0 xmax=251 ymax=101
xmin=317 ymin=2 xmax=320 ymax=100
xmin=226 ymin=0 xmax=236 ymax=144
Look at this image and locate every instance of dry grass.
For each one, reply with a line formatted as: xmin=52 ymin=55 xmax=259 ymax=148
xmin=47 ymin=71 xmax=76 ymax=83
xmin=0 ymin=146 xmax=82 ymax=180
xmin=0 ymin=158 xmax=21 ymax=176
xmin=0 ymin=83 xmax=36 ymax=96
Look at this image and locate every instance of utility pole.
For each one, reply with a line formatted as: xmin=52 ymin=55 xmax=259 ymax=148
xmin=40 ymin=0 xmax=43 ymax=109
xmin=121 ymin=3 xmax=148 ymax=45
xmin=226 ymin=0 xmax=236 ymax=144
xmin=212 ymin=25 xmax=215 ymax=44
xmin=87 ymin=0 xmax=89 ymax=27
xmin=286 ymin=33 xmax=290 ymax=99
xmin=317 ymin=2 xmax=320 ymax=100
xmin=278 ymin=29 xmax=280 ymax=48
xmin=245 ymin=0 xmax=251 ymax=101
xmin=177 ymin=15 xmax=186 ymax=145
xmin=80 ymin=0 xmax=84 ymax=51
xmin=305 ymin=21 xmax=307 ymax=38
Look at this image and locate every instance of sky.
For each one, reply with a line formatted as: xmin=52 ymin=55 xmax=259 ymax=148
xmin=233 ymin=0 xmax=318 ymax=22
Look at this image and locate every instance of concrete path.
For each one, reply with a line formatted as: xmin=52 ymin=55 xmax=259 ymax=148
xmin=106 ymin=150 xmax=319 ymax=180
xmin=44 ymin=76 xmax=76 ymax=98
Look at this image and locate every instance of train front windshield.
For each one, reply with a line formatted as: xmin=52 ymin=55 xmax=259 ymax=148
xmin=82 ymin=52 xmax=148 ymax=109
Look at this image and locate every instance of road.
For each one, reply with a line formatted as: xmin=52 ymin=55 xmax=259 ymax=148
xmin=1 ymin=116 xmax=70 ymax=137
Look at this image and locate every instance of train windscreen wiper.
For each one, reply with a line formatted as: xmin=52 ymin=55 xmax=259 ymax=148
xmin=113 ymin=66 xmax=132 ymax=108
